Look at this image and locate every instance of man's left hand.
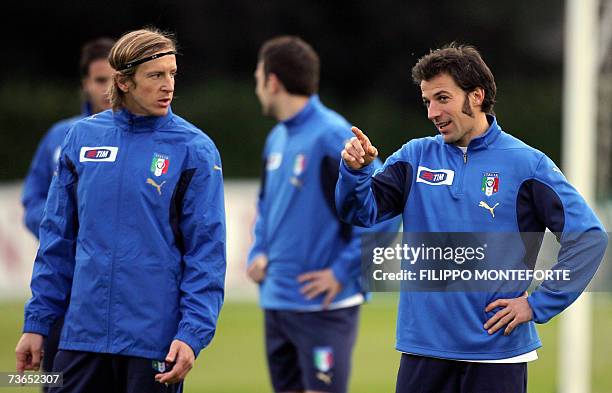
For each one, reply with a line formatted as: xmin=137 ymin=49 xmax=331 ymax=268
xmin=297 ymin=269 xmax=342 ymax=309
xmin=484 ymin=292 xmax=533 ymax=336
xmin=155 ymin=339 xmax=195 ymax=385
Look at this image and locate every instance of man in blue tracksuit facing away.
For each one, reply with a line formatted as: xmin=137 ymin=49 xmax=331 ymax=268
xmin=22 ymin=37 xmax=115 ymax=238
xmin=336 ymin=44 xmax=608 ymax=393
xmin=16 ymin=28 xmax=226 ymax=393
xmin=248 ymin=36 xmax=398 ymax=393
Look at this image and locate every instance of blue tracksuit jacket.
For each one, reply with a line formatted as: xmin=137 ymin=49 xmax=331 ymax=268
xmin=336 ymin=116 xmax=608 ymax=360
xmin=248 ymin=95 xmax=399 ymax=310
xmin=22 ymin=103 xmax=93 ymax=237
xmin=23 ymin=107 xmax=226 ymax=359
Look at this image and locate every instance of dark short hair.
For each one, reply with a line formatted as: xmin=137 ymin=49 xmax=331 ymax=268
xmin=411 ymin=43 xmax=497 ymax=114
xmin=258 ymin=36 xmax=319 ymax=96
xmin=80 ymin=37 xmax=115 ymax=78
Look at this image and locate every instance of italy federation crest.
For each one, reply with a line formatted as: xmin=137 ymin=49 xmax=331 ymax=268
xmin=151 ymin=360 xmax=167 ymax=372
xmin=313 ymin=346 xmax=334 ymax=373
xmin=481 ymin=172 xmax=499 ymax=196
xmin=293 ymin=154 xmax=306 ymax=176
xmin=150 ymin=153 xmax=170 ymax=177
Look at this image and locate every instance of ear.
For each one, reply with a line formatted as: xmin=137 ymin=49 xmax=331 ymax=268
xmin=267 ymin=73 xmax=284 ymax=94
xmin=115 ymin=74 xmax=131 ymax=93
xmin=471 ymin=87 xmax=485 ymax=107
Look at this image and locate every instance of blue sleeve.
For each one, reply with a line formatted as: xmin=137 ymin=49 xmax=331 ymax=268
xmin=23 ymin=132 xmax=78 ymax=336
xmin=247 ymin=155 xmax=267 ymax=266
xmin=174 ymin=141 xmax=227 ymax=356
xmin=525 ymin=155 xmax=608 ymax=323
xmin=21 ymin=128 xmax=60 ymax=238
xmin=335 ymin=144 xmax=413 ymax=227
xmin=329 ymin=157 xmax=402 ymax=285
xmin=320 ymin=130 xmax=401 ymax=285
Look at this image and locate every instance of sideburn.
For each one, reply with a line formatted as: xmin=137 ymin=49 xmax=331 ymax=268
xmin=461 ymin=93 xmax=474 ymax=118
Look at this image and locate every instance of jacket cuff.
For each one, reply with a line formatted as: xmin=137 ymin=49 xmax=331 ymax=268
xmin=331 ymin=263 xmax=350 ymax=286
xmin=340 ymin=159 xmax=375 ymax=176
xmin=527 ymin=292 xmax=551 ymax=324
xmin=23 ymin=319 xmax=51 ymax=336
xmin=246 ymin=252 xmax=266 ymax=268
xmin=174 ymin=330 xmax=204 ymax=358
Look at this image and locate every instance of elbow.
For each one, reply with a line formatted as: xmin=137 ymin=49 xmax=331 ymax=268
xmin=24 ymin=214 xmax=40 ymax=238
xmin=590 ymin=228 xmax=609 ymax=253
xmin=599 ymin=230 xmax=609 ymax=255
xmin=336 ymin=204 xmax=357 ymax=225
xmin=336 ymin=197 xmax=368 ymax=227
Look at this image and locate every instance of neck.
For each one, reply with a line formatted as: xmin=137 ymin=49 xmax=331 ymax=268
xmin=455 ymin=113 xmax=490 ymax=147
xmin=274 ymin=94 xmax=310 ymax=122
xmin=122 ymin=96 xmax=148 ymax=117
xmin=91 ymin=104 xmax=106 ymax=114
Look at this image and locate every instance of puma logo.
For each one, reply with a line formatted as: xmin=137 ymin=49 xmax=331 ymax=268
xmin=479 ymin=201 xmax=499 ymax=218
xmin=290 ymin=176 xmax=303 ymax=187
xmin=146 ymin=178 xmax=166 ymax=195
xmin=316 ymin=372 xmax=333 ymax=385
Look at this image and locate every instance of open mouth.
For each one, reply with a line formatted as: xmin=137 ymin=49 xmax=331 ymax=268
xmin=158 ymin=98 xmax=172 ymax=106
xmin=436 ymin=121 xmax=451 ymax=130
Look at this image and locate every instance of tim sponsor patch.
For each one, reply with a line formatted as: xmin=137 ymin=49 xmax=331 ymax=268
xmin=416 ymin=166 xmax=455 ymax=186
xmin=266 ymin=153 xmax=282 ymax=171
xmin=79 ymin=146 xmax=118 ymax=162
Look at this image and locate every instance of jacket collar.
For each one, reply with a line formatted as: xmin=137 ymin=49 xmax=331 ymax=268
xmin=282 ymin=94 xmax=320 ymax=129
xmin=112 ymin=106 xmax=174 ymax=132
xmin=444 ymin=114 xmax=501 ymax=152
xmin=81 ymin=101 xmax=93 ymax=117
xmin=468 ymin=115 xmax=501 ymax=150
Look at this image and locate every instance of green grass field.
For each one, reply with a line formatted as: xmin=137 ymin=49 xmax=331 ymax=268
xmin=1 ymin=294 xmax=611 ymax=392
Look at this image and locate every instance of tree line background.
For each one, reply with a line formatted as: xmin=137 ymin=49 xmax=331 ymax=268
xmin=1 ymin=0 xmax=580 ymax=191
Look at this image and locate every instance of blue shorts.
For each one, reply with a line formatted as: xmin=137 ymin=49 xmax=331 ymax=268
xmin=49 ymin=350 xmax=183 ymax=393
xmin=42 ymin=316 xmax=64 ymax=393
xmin=395 ymin=353 xmax=527 ymax=393
xmin=265 ymin=306 xmax=360 ymax=393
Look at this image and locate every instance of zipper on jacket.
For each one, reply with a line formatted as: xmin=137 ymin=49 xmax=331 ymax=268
xmin=106 ymin=123 xmax=133 ymax=351
xmin=452 ymin=148 xmax=469 ymax=198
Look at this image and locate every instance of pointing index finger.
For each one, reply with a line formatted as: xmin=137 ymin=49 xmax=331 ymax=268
xmin=351 ymin=126 xmax=373 ymax=151
xmin=351 ymin=126 xmax=367 ymax=142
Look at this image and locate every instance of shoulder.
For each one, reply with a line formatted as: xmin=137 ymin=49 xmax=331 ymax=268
xmin=166 ymin=113 xmax=212 ymax=144
xmin=317 ymin=104 xmax=351 ymax=133
xmin=318 ymin=105 xmax=351 ymax=128
xmin=69 ymin=110 xmax=114 ymax=134
xmin=168 ymin=114 xmax=221 ymax=163
xmin=312 ymin=107 xmax=353 ymax=148
xmin=57 ymin=111 xmax=114 ymax=158
xmin=42 ymin=114 xmax=83 ymax=144
xmin=385 ymin=135 xmax=438 ymax=166
xmin=64 ymin=110 xmax=112 ymax=142
xmin=493 ymin=132 xmax=548 ymax=170
xmin=262 ymin=123 xmax=292 ymax=155
xmin=266 ymin=123 xmax=286 ymax=142
xmin=48 ymin=115 xmax=81 ymax=133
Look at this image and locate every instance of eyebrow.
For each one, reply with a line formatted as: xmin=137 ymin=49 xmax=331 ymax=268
xmin=146 ymin=69 xmax=177 ymax=75
xmin=433 ymin=90 xmax=452 ymax=97
xmin=422 ymin=90 xmax=453 ymax=101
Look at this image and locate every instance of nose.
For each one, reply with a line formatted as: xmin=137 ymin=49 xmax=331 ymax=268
xmin=427 ymin=102 xmax=441 ymax=121
xmin=161 ymin=74 xmax=175 ymax=92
